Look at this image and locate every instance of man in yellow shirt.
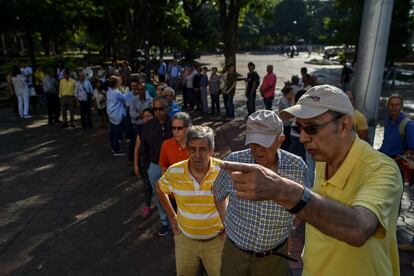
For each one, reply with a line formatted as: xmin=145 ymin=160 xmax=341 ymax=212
xmin=59 ymin=69 xmax=76 ymax=128
xmin=157 ymin=126 xmax=225 ymax=276
xmin=222 ymin=85 xmax=402 ymax=276
xmin=346 ymin=90 xmax=368 ymax=141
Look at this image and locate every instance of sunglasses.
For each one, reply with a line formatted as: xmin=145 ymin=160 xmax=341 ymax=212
xmin=153 ymin=107 xmax=165 ymax=112
xmin=293 ymin=116 xmax=344 ymax=135
xmin=172 ymin=126 xmax=185 ymax=130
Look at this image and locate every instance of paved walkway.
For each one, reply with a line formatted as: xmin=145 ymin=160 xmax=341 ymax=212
xmin=1 ymin=52 xmax=414 ymax=275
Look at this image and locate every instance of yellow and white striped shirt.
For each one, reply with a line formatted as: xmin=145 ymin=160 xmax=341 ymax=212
xmin=159 ymin=158 xmax=223 ymax=239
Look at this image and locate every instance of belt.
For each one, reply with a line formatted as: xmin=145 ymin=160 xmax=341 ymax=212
xmin=229 ymin=238 xmax=297 ymax=261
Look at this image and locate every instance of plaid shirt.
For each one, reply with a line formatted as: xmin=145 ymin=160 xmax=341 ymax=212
xmin=214 ymin=148 xmax=309 ymax=252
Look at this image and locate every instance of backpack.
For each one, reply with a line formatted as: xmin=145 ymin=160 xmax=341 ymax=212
xmin=399 ymin=117 xmax=412 ymax=151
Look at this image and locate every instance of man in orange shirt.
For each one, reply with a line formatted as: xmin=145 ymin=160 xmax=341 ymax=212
xmin=159 ymin=112 xmax=192 ymax=174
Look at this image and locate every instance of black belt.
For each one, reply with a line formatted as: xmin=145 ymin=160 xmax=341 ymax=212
xmin=229 ymin=238 xmax=297 ymax=262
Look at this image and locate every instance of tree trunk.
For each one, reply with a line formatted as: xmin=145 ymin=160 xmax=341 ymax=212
xmin=219 ymin=0 xmax=240 ymax=69
xmin=41 ymin=32 xmax=50 ymax=56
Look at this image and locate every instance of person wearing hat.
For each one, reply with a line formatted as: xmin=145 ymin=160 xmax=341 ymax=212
xmin=220 ymin=85 xmax=402 ymax=276
xmin=213 ymin=110 xmax=309 ymax=276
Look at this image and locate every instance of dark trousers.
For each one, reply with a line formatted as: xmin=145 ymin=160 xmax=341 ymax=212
xmin=246 ymin=92 xmax=256 ymax=115
xmin=109 ymin=119 xmax=124 ymax=152
xmin=158 ymin=74 xmax=166 ymax=82
xmin=46 ymin=93 xmax=60 ymax=124
xmin=79 ymin=100 xmax=92 ymax=128
xmin=223 ymin=93 xmax=235 ymax=118
xmin=210 ymin=94 xmax=220 ymax=113
xmin=281 ymin=125 xmax=291 ymax=150
xmin=128 ymin=125 xmax=140 ymax=162
xmin=193 ymin=88 xmax=202 ymax=110
xmin=263 ymin=96 xmax=274 ymax=110
xmin=184 ymin=87 xmax=194 ymax=109
xmin=139 ymin=158 xmax=153 ymax=207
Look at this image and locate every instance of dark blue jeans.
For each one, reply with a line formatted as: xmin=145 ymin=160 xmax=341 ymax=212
xmin=210 ymin=94 xmax=220 ymax=113
xmin=223 ymin=93 xmax=234 ymax=118
xmin=263 ymin=96 xmax=274 ymax=110
xmin=184 ymin=87 xmax=194 ymax=109
xmin=109 ymin=119 xmax=124 ymax=152
xmin=79 ymin=100 xmax=92 ymax=128
xmin=246 ymin=92 xmax=256 ymax=115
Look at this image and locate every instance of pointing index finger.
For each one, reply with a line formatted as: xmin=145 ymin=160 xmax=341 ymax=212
xmin=220 ymin=160 xmax=255 ymax=173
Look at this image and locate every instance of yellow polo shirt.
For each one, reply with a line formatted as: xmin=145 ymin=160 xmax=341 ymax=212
xmin=59 ymin=78 xmax=76 ymax=97
xmin=159 ymin=158 xmax=223 ymax=239
xmin=302 ymin=137 xmax=402 ymax=276
xmin=353 ymin=109 xmax=368 ymax=131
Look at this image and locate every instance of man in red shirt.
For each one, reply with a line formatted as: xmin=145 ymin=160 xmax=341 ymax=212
xmin=259 ymin=65 xmax=277 ymax=110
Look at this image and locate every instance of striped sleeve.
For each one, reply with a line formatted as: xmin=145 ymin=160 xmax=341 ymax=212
xmin=158 ymin=169 xmax=175 ymax=194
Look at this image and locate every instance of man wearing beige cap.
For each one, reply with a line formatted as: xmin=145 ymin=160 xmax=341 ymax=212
xmin=220 ymin=85 xmax=402 ymax=276
xmin=214 ymin=110 xmax=308 ymax=275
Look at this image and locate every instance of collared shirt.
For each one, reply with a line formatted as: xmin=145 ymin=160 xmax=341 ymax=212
xmin=168 ymin=64 xmax=180 ymax=78
xmin=159 ymin=138 xmax=189 ymax=169
xmin=302 ymin=137 xmax=402 ymax=276
xmin=106 ymin=87 xmax=126 ymax=125
xmin=140 ymin=118 xmax=172 ymax=167
xmin=59 ymin=78 xmax=76 ymax=97
xmin=379 ymin=113 xmax=414 ymax=157
xmin=75 ymin=80 xmax=93 ymax=101
xmin=129 ymin=96 xmax=153 ymax=125
xmin=261 ymin=73 xmax=276 ymax=98
xmin=159 ymin=158 xmax=224 ymax=239
xmin=214 ymin=149 xmax=309 ymax=252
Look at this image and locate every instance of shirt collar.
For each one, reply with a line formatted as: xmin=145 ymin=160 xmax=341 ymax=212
xmin=324 ymin=136 xmax=362 ymax=189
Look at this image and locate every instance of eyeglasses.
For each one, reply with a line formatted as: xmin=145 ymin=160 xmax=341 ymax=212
xmin=153 ymin=107 xmax=165 ymax=112
xmin=293 ymin=116 xmax=344 ymax=135
xmin=172 ymin=126 xmax=185 ymax=130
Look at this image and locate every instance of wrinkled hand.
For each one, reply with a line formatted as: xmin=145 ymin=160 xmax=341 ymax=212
xmin=220 ymin=161 xmax=281 ymax=201
xmin=169 ymin=215 xmax=181 ymax=236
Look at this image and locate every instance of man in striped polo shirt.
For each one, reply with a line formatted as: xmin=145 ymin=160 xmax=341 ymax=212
xmin=156 ymin=125 xmax=225 ymax=276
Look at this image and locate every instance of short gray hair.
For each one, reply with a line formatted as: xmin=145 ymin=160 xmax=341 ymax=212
xmin=153 ymin=96 xmax=169 ymax=109
xmin=163 ymin=86 xmax=175 ymax=96
xmin=186 ymin=126 xmax=215 ymax=149
xmin=171 ymin=112 xmax=192 ymax=127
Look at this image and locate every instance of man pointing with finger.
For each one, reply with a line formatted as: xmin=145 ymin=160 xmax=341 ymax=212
xmin=214 ymin=110 xmax=308 ymax=275
xmin=221 ymin=85 xmax=402 ymax=276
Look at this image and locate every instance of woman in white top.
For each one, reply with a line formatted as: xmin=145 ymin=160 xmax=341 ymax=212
xmin=11 ymin=66 xmax=31 ymax=119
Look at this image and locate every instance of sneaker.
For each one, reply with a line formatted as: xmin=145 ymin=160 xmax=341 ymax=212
xmin=142 ymin=207 xmax=151 ymax=218
xmin=112 ymin=150 xmax=125 ymax=156
xmin=158 ymin=225 xmax=171 ymax=237
xmin=24 ymin=115 xmax=32 ymax=119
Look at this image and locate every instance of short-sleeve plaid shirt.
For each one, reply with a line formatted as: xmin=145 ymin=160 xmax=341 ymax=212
xmin=214 ymin=148 xmax=309 ymax=252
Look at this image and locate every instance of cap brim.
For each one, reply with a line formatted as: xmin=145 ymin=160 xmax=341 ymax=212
xmin=245 ymin=133 xmax=276 ymax=147
xmin=279 ymin=104 xmax=329 ymax=119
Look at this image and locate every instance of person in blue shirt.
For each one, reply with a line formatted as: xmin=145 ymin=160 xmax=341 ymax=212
xmin=162 ymin=87 xmax=181 ymax=118
xmin=106 ymin=76 xmax=127 ymax=156
xmin=157 ymin=59 xmax=167 ymax=82
xmin=379 ymin=94 xmax=414 ymax=157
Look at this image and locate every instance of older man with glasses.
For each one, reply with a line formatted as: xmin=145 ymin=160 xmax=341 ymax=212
xmin=221 ymin=85 xmax=403 ymax=276
xmin=214 ymin=110 xmax=308 ymax=276
xmin=140 ymin=96 xmax=173 ymax=236
xmin=161 ymin=86 xmax=181 ymax=118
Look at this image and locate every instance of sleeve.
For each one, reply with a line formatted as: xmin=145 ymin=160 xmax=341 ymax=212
xmin=213 ymin=154 xmax=235 ymax=201
xmin=158 ymin=168 xmax=174 ymax=194
xmin=406 ymin=121 xmax=414 ymax=150
xmin=351 ymin=160 xmax=403 ymax=238
xmin=158 ymin=141 xmax=169 ymax=169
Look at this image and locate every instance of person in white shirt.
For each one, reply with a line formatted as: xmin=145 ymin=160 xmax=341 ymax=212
xmin=11 ymin=66 xmax=31 ymax=119
xmin=75 ymin=73 xmax=93 ymax=128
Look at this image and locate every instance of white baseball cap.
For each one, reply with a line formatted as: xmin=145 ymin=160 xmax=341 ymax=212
xmin=245 ymin=110 xmax=283 ymax=147
xmin=279 ymin=85 xmax=354 ymax=119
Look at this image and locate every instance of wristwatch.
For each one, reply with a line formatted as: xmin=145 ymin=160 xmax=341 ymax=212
xmin=287 ymin=187 xmax=312 ymax=214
